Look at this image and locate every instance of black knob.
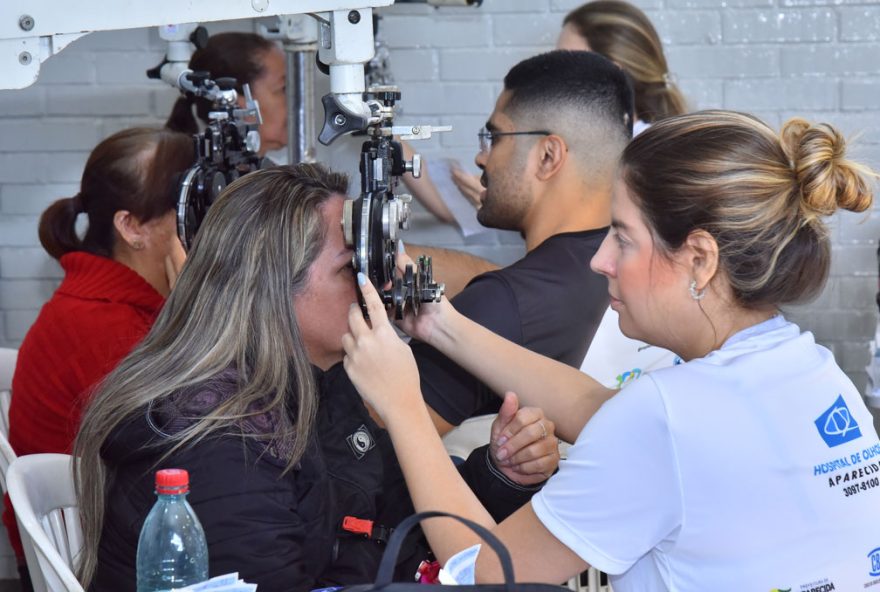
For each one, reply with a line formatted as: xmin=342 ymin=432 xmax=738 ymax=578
xmin=145 ymin=57 xmax=168 ymax=80
xmin=364 ymin=89 xmax=401 ymax=106
xmin=318 ymin=94 xmax=369 ymax=146
xmin=186 ymin=70 xmax=211 ymax=86
xmin=215 ymin=77 xmax=237 ymax=91
xmin=190 ymin=26 xmax=209 ymax=50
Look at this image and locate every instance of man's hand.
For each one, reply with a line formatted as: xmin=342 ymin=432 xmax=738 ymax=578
xmin=490 ymin=392 xmax=559 ymax=487
xmin=393 ymin=245 xmax=452 ymax=346
xmin=451 ymin=168 xmax=483 ymax=209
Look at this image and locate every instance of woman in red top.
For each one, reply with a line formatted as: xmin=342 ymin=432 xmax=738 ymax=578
xmin=5 ymin=127 xmax=192 ymax=586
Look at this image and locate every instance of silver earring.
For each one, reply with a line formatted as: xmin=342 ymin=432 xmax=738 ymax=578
xmin=689 ymin=280 xmax=706 ymax=301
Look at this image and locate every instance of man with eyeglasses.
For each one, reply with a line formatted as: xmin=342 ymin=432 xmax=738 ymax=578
xmin=412 ymin=50 xmax=634 ymax=444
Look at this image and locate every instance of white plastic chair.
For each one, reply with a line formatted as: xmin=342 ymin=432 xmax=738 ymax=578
xmin=0 ymin=348 xmax=17 ymax=439
xmin=0 ymin=431 xmax=17 ymax=495
xmin=0 ymin=349 xmax=22 ymax=582
xmin=0 ymin=348 xmax=19 ymax=493
xmin=441 ymin=414 xmax=494 ymax=461
xmin=568 ymin=570 xmax=612 ymax=592
xmin=7 ymin=454 xmax=83 ymax=592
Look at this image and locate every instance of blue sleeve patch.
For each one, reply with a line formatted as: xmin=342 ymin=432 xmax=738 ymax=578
xmin=815 ymin=394 xmax=862 ymax=448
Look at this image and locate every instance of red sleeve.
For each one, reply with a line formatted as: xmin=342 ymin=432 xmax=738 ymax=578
xmin=9 ymin=299 xmax=154 ymax=456
xmin=5 ymin=298 xmax=154 ymax=562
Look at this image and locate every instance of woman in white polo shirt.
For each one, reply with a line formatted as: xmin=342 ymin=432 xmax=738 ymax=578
xmin=342 ymin=110 xmax=880 ymax=591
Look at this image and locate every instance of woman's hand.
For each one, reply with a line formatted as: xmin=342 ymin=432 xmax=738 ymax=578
xmin=451 ymin=168 xmax=483 ymax=209
xmin=343 ymin=273 xmax=422 ymax=423
xmin=490 ymin=392 xmax=559 ymax=486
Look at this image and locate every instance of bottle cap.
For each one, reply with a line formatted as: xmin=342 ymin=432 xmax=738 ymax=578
xmin=155 ymin=468 xmax=189 ymax=495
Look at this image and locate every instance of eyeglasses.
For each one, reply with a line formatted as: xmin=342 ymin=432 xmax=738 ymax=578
xmin=478 ymin=127 xmax=552 ymax=153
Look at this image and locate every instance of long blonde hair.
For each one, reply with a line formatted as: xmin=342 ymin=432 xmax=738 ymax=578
xmin=564 ymin=0 xmax=687 ymax=122
xmin=622 ymin=111 xmax=874 ymax=307
xmin=73 ymin=163 xmax=349 ymax=586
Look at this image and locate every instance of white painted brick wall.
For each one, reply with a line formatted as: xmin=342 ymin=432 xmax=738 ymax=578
xmin=725 ymin=78 xmax=839 ymax=110
xmin=0 ymin=2 xmax=875 ymax=382
xmin=723 ymin=9 xmax=837 ymax=43
xmin=782 ymin=44 xmax=880 ymax=75
xmin=668 ymin=45 xmax=780 ymax=77
xmin=648 ymin=10 xmax=722 ymax=44
xmin=331 ymin=0 xmax=880 ymax=411
xmin=1 ymin=4 xmax=880 ymax=576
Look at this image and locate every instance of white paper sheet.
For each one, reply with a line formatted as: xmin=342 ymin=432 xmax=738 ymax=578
xmin=428 ymin=158 xmax=487 ymax=237
xmin=174 ymin=573 xmax=257 ymax=592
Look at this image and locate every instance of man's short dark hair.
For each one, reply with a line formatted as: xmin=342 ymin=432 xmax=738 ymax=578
xmin=503 ymin=50 xmax=634 ymax=141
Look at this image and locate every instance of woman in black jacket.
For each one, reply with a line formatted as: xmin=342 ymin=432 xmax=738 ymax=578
xmin=75 ymin=164 xmax=346 ymax=590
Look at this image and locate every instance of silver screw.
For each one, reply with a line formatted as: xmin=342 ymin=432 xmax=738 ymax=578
xmin=334 ymin=114 xmax=347 ymax=127
xmin=411 ymin=126 xmax=421 ymax=135
xmin=18 ymin=52 xmax=32 ymax=66
xmin=19 ymin=15 xmax=35 ymax=32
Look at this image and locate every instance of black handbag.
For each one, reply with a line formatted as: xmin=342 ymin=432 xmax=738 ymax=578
xmin=337 ymin=510 xmax=571 ymax=592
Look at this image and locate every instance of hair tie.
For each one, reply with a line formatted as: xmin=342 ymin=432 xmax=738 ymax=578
xmin=662 ymin=72 xmax=673 ymax=89
xmin=71 ymin=193 xmax=85 ymax=214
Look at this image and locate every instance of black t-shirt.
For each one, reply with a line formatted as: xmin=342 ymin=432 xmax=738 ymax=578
xmin=415 ymin=227 xmax=610 ymax=425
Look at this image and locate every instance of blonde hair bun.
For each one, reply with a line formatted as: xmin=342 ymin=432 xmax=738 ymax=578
xmin=780 ymin=117 xmax=874 ymax=219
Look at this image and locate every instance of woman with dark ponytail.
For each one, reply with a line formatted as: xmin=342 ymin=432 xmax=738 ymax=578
xmin=4 ymin=127 xmax=193 ymax=588
xmin=165 ymin=32 xmax=288 ymax=156
xmin=165 ymin=32 xmax=467 ymax=225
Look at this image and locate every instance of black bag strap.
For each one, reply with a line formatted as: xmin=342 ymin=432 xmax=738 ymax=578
xmin=374 ymin=511 xmax=516 ymax=589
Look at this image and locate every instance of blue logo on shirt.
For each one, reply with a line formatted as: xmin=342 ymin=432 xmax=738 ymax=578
xmin=869 ymin=547 xmax=880 ymax=577
xmin=815 ymin=395 xmax=862 ymax=448
xmin=615 ymin=368 xmax=642 ymax=388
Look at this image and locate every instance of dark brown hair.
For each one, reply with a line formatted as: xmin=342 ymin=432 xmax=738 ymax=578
xmin=503 ymin=50 xmax=633 ymax=141
xmin=622 ymin=110 xmax=874 ymax=308
xmin=165 ymin=32 xmax=277 ymax=134
xmin=38 ymin=127 xmax=194 ymax=260
xmin=564 ymin=0 xmax=687 ymax=122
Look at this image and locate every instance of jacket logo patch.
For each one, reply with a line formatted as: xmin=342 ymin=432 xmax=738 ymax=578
xmin=815 ymin=394 xmax=861 ymax=448
xmin=347 ymin=424 xmax=375 ymax=459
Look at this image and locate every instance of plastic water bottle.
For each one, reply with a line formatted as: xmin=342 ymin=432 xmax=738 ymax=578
xmin=136 ymin=468 xmax=209 ymax=592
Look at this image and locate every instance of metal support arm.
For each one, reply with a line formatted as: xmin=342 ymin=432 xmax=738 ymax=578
xmin=0 ymin=0 xmax=391 ymax=90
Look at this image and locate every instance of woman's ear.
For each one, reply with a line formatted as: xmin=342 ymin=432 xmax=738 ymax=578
xmin=535 ymin=135 xmax=568 ymax=182
xmin=113 ymin=210 xmax=147 ymax=251
xmin=682 ymin=229 xmax=719 ymax=291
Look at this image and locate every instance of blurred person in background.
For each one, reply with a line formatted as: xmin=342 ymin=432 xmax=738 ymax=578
xmin=164 ymin=31 xmax=458 ymax=224
xmin=453 ymin=0 xmax=688 ymax=205
xmin=559 ymin=0 xmax=691 ymax=388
